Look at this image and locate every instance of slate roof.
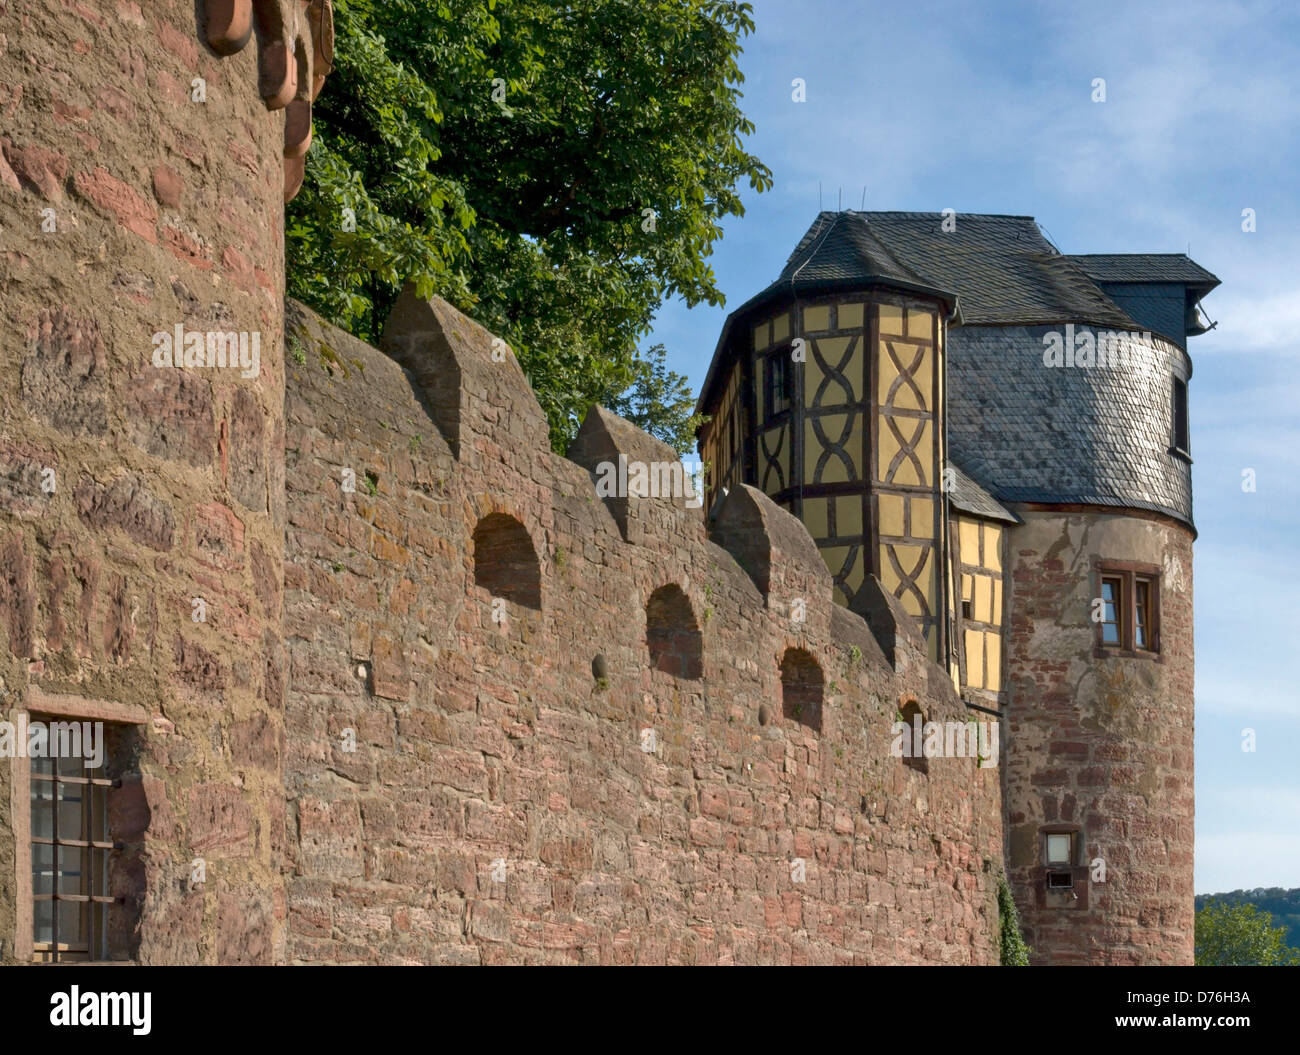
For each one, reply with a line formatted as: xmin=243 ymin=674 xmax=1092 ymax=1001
xmin=945 ymin=326 xmax=1194 ymax=529
xmin=1066 ymin=254 xmax=1220 ymax=294
xmin=947 ymin=462 xmax=1020 ymax=524
xmin=699 ymin=211 xmax=1147 ymax=413
xmin=776 ymin=211 xmax=953 ymax=303
xmin=777 ymin=211 xmax=1142 ymax=328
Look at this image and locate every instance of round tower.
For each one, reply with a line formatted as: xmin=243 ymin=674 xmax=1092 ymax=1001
xmin=699 ymin=211 xmax=1216 ymax=965
xmin=949 ymin=322 xmax=1199 ymax=965
xmin=0 ymin=1 xmax=328 ymax=963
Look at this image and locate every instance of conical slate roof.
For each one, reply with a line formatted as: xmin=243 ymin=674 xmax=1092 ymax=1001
xmin=775 ymin=211 xmax=947 ymax=299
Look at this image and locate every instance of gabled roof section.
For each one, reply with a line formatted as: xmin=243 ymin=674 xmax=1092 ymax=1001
xmin=853 ymin=212 xmax=1137 ymax=328
xmin=1066 ymin=253 xmax=1220 ymax=295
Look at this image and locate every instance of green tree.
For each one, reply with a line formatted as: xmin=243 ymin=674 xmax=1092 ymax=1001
xmin=1196 ymin=887 xmax=1300 ymax=950
xmin=601 ymin=344 xmax=704 ymax=457
xmin=1195 ymin=898 xmax=1300 ymax=965
xmin=288 ymin=0 xmax=770 ymax=451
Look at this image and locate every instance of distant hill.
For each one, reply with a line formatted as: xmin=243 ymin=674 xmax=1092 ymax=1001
xmin=1196 ymin=888 xmax=1300 ymax=949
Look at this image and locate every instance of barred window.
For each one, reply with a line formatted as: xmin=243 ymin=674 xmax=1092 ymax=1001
xmin=30 ymin=739 xmax=117 ymax=962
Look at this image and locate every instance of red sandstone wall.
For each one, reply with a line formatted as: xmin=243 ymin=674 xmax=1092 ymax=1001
xmin=0 ymin=1 xmax=1004 ymax=968
xmin=0 ymin=1 xmax=287 ymax=963
xmin=1003 ymin=510 xmax=1194 ymax=965
xmin=281 ymin=296 xmax=1005 ymax=965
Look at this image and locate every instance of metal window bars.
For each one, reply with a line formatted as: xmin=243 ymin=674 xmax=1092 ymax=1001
xmin=30 ymin=749 xmax=119 ymax=962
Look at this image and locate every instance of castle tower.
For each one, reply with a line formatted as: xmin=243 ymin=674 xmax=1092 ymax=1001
xmin=698 ymin=213 xmax=954 ymax=663
xmin=0 ymin=1 xmax=329 ymax=963
xmin=959 ymin=249 xmax=1214 ymax=965
xmin=699 ymin=212 xmax=1216 ymax=964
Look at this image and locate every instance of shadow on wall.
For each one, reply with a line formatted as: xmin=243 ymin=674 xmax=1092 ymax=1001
xmin=646 ymin=584 xmax=703 ymax=680
xmin=472 ymin=512 xmax=541 ymax=610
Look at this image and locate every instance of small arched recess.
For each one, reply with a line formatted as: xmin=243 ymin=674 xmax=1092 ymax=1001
xmin=472 ymin=512 xmax=541 ymax=610
xmin=780 ymin=648 xmax=823 ymax=732
xmin=646 ymin=584 xmax=703 ymax=680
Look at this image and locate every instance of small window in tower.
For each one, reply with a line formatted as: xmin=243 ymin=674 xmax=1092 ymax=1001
xmin=24 ymin=713 xmax=145 ymax=963
xmin=1096 ymin=563 xmax=1161 ymax=656
xmin=31 ymin=751 xmax=118 ymax=961
xmin=1046 ymin=832 xmax=1074 ymax=865
xmin=1047 ymin=871 xmax=1074 ymax=890
xmin=1172 ymin=378 xmax=1190 ymax=455
xmin=768 ymin=352 xmax=794 ymax=419
xmin=1100 ymin=577 xmax=1122 ymax=645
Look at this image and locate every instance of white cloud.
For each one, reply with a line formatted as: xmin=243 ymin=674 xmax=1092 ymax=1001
xmin=1196 ymin=289 xmax=1300 ymax=355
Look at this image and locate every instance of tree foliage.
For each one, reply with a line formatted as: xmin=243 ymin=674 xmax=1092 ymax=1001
xmin=287 ymin=0 xmax=770 ymax=451
xmin=1194 ymin=898 xmax=1300 ymax=966
xmin=601 ymin=343 xmax=704 ymax=457
xmin=1195 ymin=887 xmax=1300 ymax=950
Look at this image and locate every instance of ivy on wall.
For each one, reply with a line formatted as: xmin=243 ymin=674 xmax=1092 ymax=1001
xmin=999 ymin=875 xmax=1031 ymax=966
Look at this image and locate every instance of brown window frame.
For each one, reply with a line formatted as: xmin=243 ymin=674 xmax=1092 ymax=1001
xmin=1134 ymin=576 xmax=1154 ymax=650
xmin=1099 ymin=575 xmax=1123 ymax=646
xmin=1093 ymin=561 xmax=1161 ymax=659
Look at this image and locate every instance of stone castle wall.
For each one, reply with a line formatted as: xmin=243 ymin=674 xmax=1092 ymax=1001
xmin=279 ymin=295 xmax=1005 ymax=964
xmin=0 ymin=0 xmax=1006 ymax=966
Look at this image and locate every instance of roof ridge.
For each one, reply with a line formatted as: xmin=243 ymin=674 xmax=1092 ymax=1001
xmin=788 ymin=210 xmax=845 ymax=284
xmin=849 ymin=210 xmax=1039 ymax=220
xmin=844 ymin=213 xmax=935 ymax=288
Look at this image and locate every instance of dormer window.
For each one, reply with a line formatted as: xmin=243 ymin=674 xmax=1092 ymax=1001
xmin=1171 ymin=377 xmax=1190 ymax=456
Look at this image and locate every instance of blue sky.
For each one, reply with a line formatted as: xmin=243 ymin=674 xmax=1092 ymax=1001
xmin=646 ymin=0 xmax=1300 ymax=895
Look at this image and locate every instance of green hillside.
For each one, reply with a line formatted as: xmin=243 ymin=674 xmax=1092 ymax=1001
xmin=1196 ymin=888 xmax=1300 ymax=950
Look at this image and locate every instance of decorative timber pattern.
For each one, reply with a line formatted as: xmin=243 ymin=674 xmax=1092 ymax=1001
xmin=800 ymin=302 xmax=868 ymax=610
xmin=873 ymin=298 xmax=942 ymax=659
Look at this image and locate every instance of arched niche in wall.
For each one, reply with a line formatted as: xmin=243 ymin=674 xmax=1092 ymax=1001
xmin=646 ymin=584 xmax=703 ymax=680
xmin=472 ymin=512 xmax=541 ymax=610
xmin=780 ymin=647 xmax=823 ymax=732
xmin=899 ymin=697 xmax=928 ymax=775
